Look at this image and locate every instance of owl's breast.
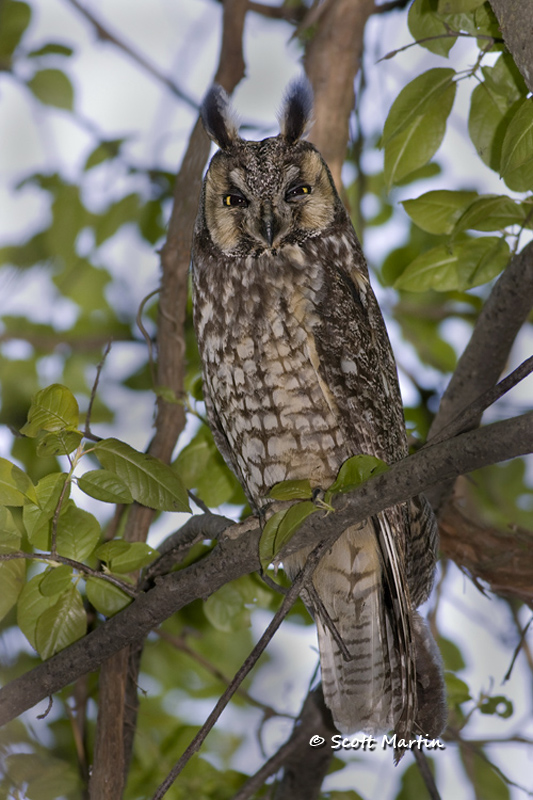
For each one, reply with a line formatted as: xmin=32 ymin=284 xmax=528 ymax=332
xmin=193 ymin=246 xmax=350 ymax=502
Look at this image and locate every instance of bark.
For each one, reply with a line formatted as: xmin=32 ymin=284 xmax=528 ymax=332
xmin=439 ymin=479 xmax=533 ymax=607
xmin=88 ymin=2 xmax=248 ymax=796
xmin=489 ymin=0 xmax=533 ymax=93
xmin=427 ymin=240 xmax=533 ymax=511
xmin=2 ymin=411 xmax=532 ymax=729
xmin=304 ymin=0 xmax=376 ymax=189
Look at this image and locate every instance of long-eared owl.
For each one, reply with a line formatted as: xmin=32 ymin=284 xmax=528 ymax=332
xmin=192 ymin=78 xmax=446 ymax=744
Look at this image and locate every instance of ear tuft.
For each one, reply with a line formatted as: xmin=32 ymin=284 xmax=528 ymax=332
xmin=279 ymin=75 xmax=314 ymax=145
xmin=200 ymin=85 xmax=240 ymax=150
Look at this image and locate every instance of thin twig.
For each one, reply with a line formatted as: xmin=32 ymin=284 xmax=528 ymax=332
xmin=50 ymin=478 xmax=74 ymax=558
xmin=427 ymin=354 xmax=533 ymax=447
xmin=151 ymin=537 xmax=330 ymax=799
xmin=306 ymin=584 xmax=351 ymax=661
xmin=136 ymin=288 xmax=159 ymax=389
xmin=0 ymin=551 xmax=137 ymax=597
xmin=63 ymin=0 xmax=198 ymax=109
xmin=156 ymin=629 xmax=285 ymax=719
xmin=412 ymin=749 xmax=442 ymax=800
xmin=503 ymin=614 xmax=533 ymax=683
xmin=378 ymin=30 xmax=502 ymax=62
xmin=231 ymin=736 xmax=301 ymax=800
xmin=84 ymin=340 xmax=112 ymax=440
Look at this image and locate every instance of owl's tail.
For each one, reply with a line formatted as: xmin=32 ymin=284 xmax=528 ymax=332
xmin=286 ymin=510 xmax=446 ymax=740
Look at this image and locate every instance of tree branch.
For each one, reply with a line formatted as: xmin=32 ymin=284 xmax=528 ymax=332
xmin=1 ymin=412 xmax=532 ymax=728
xmin=304 ymin=0 xmax=376 ymax=189
xmin=87 ymin=1 xmax=249 ymax=792
xmin=63 ymin=0 xmax=198 ymax=108
xmin=427 ymin=240 xmax=533 ymax=509
xmin=488 ymin=0 xmax=533 ymax=93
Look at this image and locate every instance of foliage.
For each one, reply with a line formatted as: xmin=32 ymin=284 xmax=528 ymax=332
xmin=0 ymin=0 xmax=532 ymax=799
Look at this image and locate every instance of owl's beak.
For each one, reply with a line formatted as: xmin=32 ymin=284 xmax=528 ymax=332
xmin=259 ymin=204 xmax=281 ymax=247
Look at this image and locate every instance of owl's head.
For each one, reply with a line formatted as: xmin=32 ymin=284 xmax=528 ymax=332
xmin=198 ymin=78 xmax=343 ymax=256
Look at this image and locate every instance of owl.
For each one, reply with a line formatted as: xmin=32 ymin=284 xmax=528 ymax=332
xmin=192 ymin=78 xmax=446 ymax=745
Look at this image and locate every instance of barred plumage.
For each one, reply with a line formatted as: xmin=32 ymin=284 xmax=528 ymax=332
xmin=192 ymin=78 xmax=446 ymax=745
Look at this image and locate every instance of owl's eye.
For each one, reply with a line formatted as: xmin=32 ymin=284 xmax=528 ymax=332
xmin=223 ymin=192 xmax=248 ymax=208
xmin=285 ymin=183 xmax=311 ymax=201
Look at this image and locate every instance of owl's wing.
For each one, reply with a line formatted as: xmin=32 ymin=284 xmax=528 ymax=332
xmin=312 ymin=230 xmax=407 ymax=465
xmin=309 ymin=230 xmax=428 ymax=739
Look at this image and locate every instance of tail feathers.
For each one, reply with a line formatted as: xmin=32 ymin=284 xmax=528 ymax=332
xmin=304 ymin=522 xmax=397 ymax=735
xmin=284 ymin=508 xmax=445 ymax=744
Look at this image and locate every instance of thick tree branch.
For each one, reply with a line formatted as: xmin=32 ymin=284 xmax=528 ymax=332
xmin=1 ymin=412 xmax=532 ymax=728
xmin=304 ymin=0 xmax=376 ymax=189
xmin=427 ymin=241 xmax=533 ymax=510
xmin=439 ymin=481 xmax=533 ymax=608
xmin=429 ymin=241 xmax=533 ymax=440
xmin=489 ymin=0 xmax=533 ymax=93
xmin=88 ymin=2 xmax=249 ymax=793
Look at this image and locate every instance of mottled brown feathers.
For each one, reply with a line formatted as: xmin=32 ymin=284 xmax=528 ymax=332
xmin=192 ymin=81 xmax=446 ymax=746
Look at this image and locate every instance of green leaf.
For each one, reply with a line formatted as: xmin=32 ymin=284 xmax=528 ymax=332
xmin=453 ymin=194 xmax=527 ymax=235
xmin=21 ymin=384 xmax=79 ymax=437
xmin=0 ymin=506 xmax=22 ymax=551
xmin=395 ymin=236 xmax=509 ymax=292
xmin=78 ymin=469 xmax=134 ymax=504
xmin=483 ymin=53 xmax=528 ymax=100
xmin=397 ymin=761 xmax=436 ymax=800
xmin=463 ymin=751 xmax=510 ymax=800
xmin=96 ymin=540 xmax=158 ymax=573
xmin=39 ymin=564 xmax=73 ymax=597
xmin=0 ymin=513 xmax=25 ymax=622
xmin=259 ymin=509 xmax=290 ymax=572
xmin=500 ymin=98 xmax=533 ymax=190
xmin=384 ymin=83 xmax=456 ymax=188
xmin=55 ymin=502 xmax=101 ymax=562
xmin=23 ymin=472 xmax=69 ymax=549
xmin=468 ymin=61 xmax=525 ymax=173
xmin=35 ymin=585 xmax=86 ymax=659
xmin=36 ymin=430 xmax=82 ymax=457
xmin=268 ymin=479 xmax=313 ymax=501
xmin=27 ymin=42 xmax=73 ymax=57
xmin=398 ymin=314 xmax=457 ymax=373
xmin=445 ymin=672 xmax=471 ymax=705
xmin=437 ymin=635 xmax=466 ymax=671
xmin=0 ymin=457 xmax=37 ymax=506
xmin=84 ymin=138 xmax=124 ymax=170
xmin=382 ymin=68 xmax=456 ymax=145
xmin=85 ymin=577 xmax=132 ymax=616
xmin=95 ymin=438 xmax=190 ymax=512
xmin=327 ymin=454 xmax=389 ymax=497
xmin=408 ymin=0 xmax=456 ymax=57
xmin=0 ymin=1 xmax=31 ymax=60
xmin=6 ymin=753 xmax=81 ymax=800
xmin=26 ymin=68 xmax=74 ymax=110
xmin=204 ymin=583 xmax=250 ymax=632
xmin=438 ymin=0 xmax=485 ymax=11
xmin=402 ymin=190 xmax=478 ymax=235
xmin=17 ymin=573 xmax=62 ymax=649
xmin=479 ymin=695 xmax=513 ymax=718
xmin=174 ymin=425 xmax=246 ymax=508
xmin=259 ymin=501 xmax=318 ymax=571
xmin=93 ymin=193 xmax=141 ymax=246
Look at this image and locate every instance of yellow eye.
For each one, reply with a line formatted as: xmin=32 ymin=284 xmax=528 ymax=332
xmin=286 ymin=184 xmax=311 ymax=201
xmin=223 ymin=193 xmax=247 ymax=208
